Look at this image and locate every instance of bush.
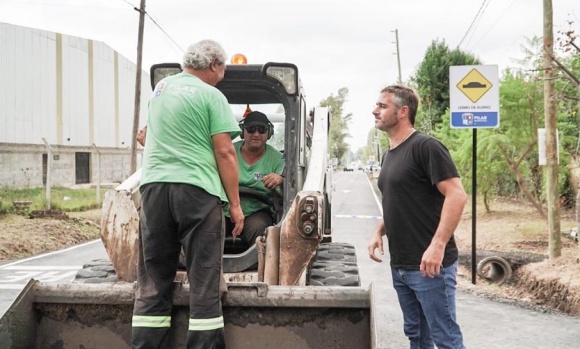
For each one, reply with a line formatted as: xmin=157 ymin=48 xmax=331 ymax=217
xmin=0 ymin=200 xmax=9 ymax=215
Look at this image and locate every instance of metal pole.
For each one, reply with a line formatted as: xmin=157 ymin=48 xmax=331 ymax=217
xmin=92 ymin=144 xmax=101 ymax=205
xmin=41 ymin=138 xmax=52 ymax=210
xmin=130 ymin=0 xmax=146 ymax=175
xmin=471 ymin=129 xmax=477 ymax=284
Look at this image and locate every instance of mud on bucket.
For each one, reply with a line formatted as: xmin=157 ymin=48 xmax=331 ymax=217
xmin=476 ymin=256 xmax=513 ymax=285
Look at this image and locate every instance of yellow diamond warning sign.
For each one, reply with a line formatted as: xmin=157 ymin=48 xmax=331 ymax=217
xmin=456 ymin=69 xmax=492 ymax=103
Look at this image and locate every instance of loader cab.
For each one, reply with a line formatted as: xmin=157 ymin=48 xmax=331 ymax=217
xmin=150 ymin=61 xmax=313 ymax=271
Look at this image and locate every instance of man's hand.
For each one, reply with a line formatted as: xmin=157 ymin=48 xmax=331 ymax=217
xmin=229 ymin=204 xmax=244 ymax=239
xmin=213 ymin=132 xmax=243 ymax=238
xmin=368 ymin=223 xmax=385 ymax=263
xmin=419 ymin=241 xmax=445 ymax=278
xmin=420 ymin=176 xmax=467 ymax=278
xmin=136 ymin=125 xmax=147 ymax=146
xmin=261 ymin=173 xmax=283 ymax=190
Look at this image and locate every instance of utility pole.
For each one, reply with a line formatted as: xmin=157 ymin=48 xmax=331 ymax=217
xmin=543 ymin=0 xmax=561 ymax=259
xmin=130 ymin=0 xmax=146 ymax=175
xmin=392 ymin=29 xmax=402 ymax=84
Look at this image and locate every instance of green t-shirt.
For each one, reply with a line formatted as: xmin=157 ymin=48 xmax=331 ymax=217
xmin=224 ymin=141 xmax=285 ymax=217
xmin=140 ymin=72 xmax=241 ymax=202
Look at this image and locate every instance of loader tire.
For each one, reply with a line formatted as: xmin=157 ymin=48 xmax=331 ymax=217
xmin=315 ymin=242 xmax=357 ymax=263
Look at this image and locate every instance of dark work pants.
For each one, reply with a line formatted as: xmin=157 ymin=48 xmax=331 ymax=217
xmin=132 ymin=183 xmax=226 ymax=349
xmin=225 ymin=209 xmax=273 ymax=246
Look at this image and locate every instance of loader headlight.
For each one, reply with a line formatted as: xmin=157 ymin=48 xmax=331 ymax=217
xmin=266 ymin=66 xmax=297 ymax=95
xmin=150 ymin=63 xmax=181 ymax=90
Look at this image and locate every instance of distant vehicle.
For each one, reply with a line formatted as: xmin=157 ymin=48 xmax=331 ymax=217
xmin=343 ymin=167 xmax=354 ymax=172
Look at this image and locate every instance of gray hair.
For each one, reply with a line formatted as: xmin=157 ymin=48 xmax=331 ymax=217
xmin=182 ymin=40 xmax=227 ymax=70
xmin=380 ymin=85 xmax=419 ymax=126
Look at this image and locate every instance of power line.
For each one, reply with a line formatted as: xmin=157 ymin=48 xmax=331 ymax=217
xmin=119 ymin=0 xmax=134 ymax=7
xmin=463 ymin=0 xmax=490 ymax=49
xmin=429 ymin=0 xmax=491 ymax=78
xmin=457 ymin=0 xmax=489 ymax=49
xmin=0 ymin=0 xmax=125 ymax=10
xmin=145 ymin=13 xmax=184 ymax=53
xmin=118 ymin=0 xmax=184 ymax=53
xmin=469 ymin=0 xmax=518 ymax=51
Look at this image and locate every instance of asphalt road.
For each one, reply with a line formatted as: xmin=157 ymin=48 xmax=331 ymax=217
xmin=332 ymin=171 xmax=580 ymax=349
xmin=0 ymin=239 xmax=108 ymax=316
xmin=1 ymin=171 xmax=579 ymax=348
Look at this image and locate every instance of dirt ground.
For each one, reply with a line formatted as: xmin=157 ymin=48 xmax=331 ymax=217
xmin=1 ymin=199 xmax=579 ymax=316
xmin=0 ymin=208 xmax=102 ymax=261
xmin=453 ymin=197 xmax=580 ymax=316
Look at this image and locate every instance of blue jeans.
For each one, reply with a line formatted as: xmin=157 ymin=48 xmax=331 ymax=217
xmin=391 ymin=261 xmax=465 ymax=349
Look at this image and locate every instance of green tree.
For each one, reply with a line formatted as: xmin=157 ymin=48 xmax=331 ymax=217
xmin=514 ymin=35 xmax=580 ymax=208
xmin=482 ymin=70 xmax=546 ymax=216
xmin=321 ymin=87 xmax=352 ymax=165
xmin=411 ymin=39 xmax=481 ymax=130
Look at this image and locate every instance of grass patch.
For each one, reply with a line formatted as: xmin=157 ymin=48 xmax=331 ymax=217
xmin=515 ymin=224 xmax=545 ymax=237
xmin=0 ymin=186 xmax=106 ymax=213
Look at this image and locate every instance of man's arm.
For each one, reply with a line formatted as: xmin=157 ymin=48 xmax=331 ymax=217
xmin=368 ymin=219 xmax=386 ymax=263
xmin=261 ymin=152 xmax=285 ymax=190
xmin=261 ymin=173 xmax=283 ymax=190
xmin=420 ymin=176 xmax=467 ymax=277
xmin=212 ymin=133 xmax=244 ymax=237
xmin=136 ymin=125 xmax=147 ymax=146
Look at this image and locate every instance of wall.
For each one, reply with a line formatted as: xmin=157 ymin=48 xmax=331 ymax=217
xmin=0 ymin=22 xmax=150 ymax=188
xmin=0 ymin=143 xmax=141 ymax=188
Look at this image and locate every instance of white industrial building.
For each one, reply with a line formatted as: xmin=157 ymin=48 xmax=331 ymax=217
xmin=0 ymin=22 xmax=150 ymax=188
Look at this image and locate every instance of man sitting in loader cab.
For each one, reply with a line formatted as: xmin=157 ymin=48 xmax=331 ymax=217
xmin=224 ymin=111 xmax=284 ymax=246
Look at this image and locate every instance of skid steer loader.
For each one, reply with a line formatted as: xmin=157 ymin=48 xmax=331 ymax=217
xmin=100 ymin=60 xmax=359 ymax=287
xmin=0 ymin=60 xmax=391 ymax=349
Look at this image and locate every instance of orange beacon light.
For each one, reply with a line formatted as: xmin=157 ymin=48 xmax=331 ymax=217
xmin=231 ymin=53 xmax=248 ymax=64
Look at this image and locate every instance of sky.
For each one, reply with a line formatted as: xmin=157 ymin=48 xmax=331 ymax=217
xmin=0 ymin=0 xmax=578 ymax=150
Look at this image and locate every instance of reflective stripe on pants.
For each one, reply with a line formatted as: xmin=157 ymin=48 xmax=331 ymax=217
xmin=189 ymin=316 xmax=224 ymax=331
xmin=132 ymin=315 xmax=171 ymax=328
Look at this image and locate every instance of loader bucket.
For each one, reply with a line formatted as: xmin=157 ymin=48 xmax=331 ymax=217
xmin=0 ymin=280 xmax=372 ymax=349
xmin=99 ymin=170 xmax=142 ymax=282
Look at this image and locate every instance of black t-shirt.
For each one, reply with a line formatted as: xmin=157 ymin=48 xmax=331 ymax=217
xmin=377 ymin=131 xmax=460 ymax=269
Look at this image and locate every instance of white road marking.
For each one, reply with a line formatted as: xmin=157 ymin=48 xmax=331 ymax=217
xmin=0 ymin=239 xmax=101 ymax=269
xmin=365 ymin=174 xmax=383 ymax=215
xmin=0 ymin=270 xmax=78 ymax=283
xmin=0 ymin=284 xmax=26 ymax=290
xmin=2 ymin=266 xmax=81 ymax=270
xmin=334 ymin=214 xmax=381 ymax=219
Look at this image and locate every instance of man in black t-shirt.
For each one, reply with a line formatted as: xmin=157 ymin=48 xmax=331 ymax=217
xmin=368 ymin=85 xmax=468 ymax=349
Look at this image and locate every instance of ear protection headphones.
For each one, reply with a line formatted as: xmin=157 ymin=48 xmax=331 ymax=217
xmin=238 ymin=119 xmax=274 ymax=140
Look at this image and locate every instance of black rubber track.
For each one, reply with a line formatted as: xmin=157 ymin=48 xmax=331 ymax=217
xmin=308 ymin=260 xmax=361 ymax=286
xmin=314 ymin=242 xmax=357 ymax=263
xmin=308 ymin=242 xmax=360 ymax=286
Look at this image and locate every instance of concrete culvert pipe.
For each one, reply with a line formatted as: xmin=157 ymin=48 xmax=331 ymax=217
xmin=476 ymin=256 xmax=513 ymax=285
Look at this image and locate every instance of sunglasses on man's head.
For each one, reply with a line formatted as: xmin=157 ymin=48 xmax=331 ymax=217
xmin=245 ymin=125 xmax=268 ymax=134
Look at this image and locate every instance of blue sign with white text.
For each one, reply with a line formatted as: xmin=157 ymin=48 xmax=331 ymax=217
xmin=451 ymin=111 xmax=498 ymax=128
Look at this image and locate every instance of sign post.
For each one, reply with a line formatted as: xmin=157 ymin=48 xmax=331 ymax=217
xmin=450 ymin=65 xmax=499 ymax=284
